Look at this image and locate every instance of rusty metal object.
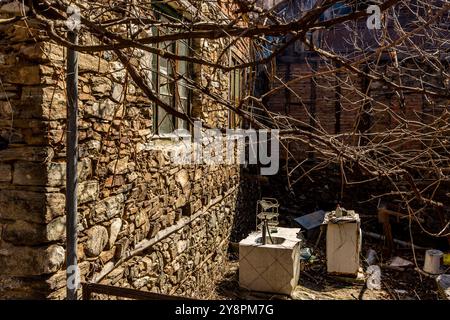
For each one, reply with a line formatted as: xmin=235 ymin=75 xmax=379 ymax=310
xmin=256 ymin=198 xmax=279 ymax=244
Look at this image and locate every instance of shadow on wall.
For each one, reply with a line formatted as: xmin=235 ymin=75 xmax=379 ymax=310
xmin=229 ymin=167 xmax=261 ymax=243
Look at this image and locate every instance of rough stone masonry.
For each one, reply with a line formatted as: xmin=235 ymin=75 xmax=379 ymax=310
xmin=0 ymin=2 xmax=257 ymax=299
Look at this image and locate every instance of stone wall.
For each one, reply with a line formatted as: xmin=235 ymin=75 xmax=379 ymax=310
xmin=0 ymin=2 xmax=255 ymax=299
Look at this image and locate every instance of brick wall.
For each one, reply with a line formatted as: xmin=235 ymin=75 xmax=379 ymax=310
xmin=266 ymin=54 xmax=449 ymax=158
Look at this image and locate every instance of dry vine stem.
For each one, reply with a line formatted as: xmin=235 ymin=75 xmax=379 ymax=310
xmin=2 ymin=0 xmax=449 ymax=241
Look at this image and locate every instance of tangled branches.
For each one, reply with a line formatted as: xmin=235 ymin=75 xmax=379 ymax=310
xmin=4 ymin=0 xmax=450 ymax=237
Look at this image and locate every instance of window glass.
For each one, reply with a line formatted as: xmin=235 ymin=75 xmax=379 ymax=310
xmin=229 ymin=57 xmax=244 ymax=129
xmin=177 ymin=40 xmax=189 ymax=130
xmin=157 ymin=41 xmax=175 ymax=133
xmin=152 ymin=9 xmax=191 ymax=134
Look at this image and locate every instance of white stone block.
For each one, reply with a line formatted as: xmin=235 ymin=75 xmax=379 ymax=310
xmin=239 ymin=227 xmax=301 ymax=295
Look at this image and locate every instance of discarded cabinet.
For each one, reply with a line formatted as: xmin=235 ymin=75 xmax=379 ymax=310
xmin=325 ymin=208 xmax=361 ymax=277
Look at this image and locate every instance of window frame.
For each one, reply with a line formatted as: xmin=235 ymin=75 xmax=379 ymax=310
xmin=229 ymin=56 xmax=246 ymax=129
xmin=151 ymin=4 xmax=192 ymax=136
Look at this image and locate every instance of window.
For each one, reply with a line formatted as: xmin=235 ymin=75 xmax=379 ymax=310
xmin=152 ymin=6 xmax=190 ymax=135
xmin=229 ymin=57 xmax=245 ymax=128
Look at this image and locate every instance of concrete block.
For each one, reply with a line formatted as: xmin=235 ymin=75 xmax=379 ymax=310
xmin=239 ymin=227 xmax=301 ymax=295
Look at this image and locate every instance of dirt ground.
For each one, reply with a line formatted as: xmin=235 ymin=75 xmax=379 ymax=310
xmin=208 ymin=237 xmax=443 ymax=300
